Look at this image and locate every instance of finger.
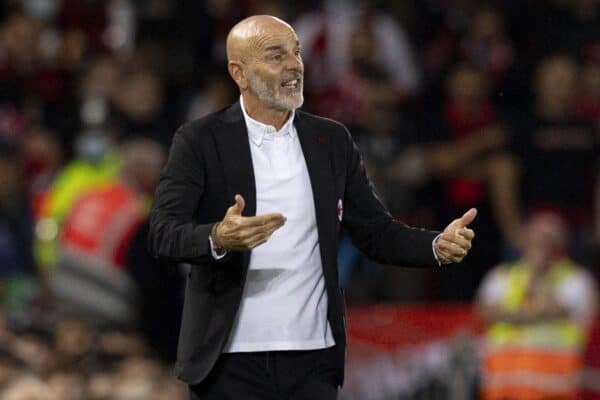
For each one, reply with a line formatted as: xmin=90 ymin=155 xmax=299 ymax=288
xmin=458 ymin=228 xmax=475 ymax=241
xmin=435 ymin=241 xmax=453 ymax=261
xmin=242 ymin=213 xmax=286 ymax=227
xmin=436 ymin=240 xmax=468 ymax=258
xmin=243 ymin=230 xmax=275 ymax=249
xmin=238 ymin=219 xmax=285 ymax=238
xmin=437 ymin=244 xmax=465 ymax=264
xmin=440 ymin=233 xmax=471 ymax=251
xmin=435 ymin=247 xmax=460 ymax=264
xmin=450 ymin=255 xmax=465 ymax=264
xmin=226 ymin=194 xmax=245 ymax=216
xmin=234 ymin=217 xmax=285 ymax=243
xmin=458 ymin=208 xmax=477 ymax=228
xmin=437 ymin=238 xmax=467 ymax=255
xmin=247 ymin=233 xmax=270 ymax=249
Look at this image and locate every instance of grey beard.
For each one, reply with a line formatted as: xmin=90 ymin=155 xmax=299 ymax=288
xmin=247 ymin=74 xmax=304 ymax=111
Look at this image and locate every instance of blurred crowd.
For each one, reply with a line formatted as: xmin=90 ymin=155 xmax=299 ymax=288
xmin=0 ymin=0 xmax=598 ymax=398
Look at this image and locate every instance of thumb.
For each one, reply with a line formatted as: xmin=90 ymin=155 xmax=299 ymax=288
xmin=226 ymin=194 xmax=245 ymax=216
xmin=457 ymin=208 xmax=477 ymax=228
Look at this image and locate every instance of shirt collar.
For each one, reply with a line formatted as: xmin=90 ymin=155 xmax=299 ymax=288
xmin=240 ymin=95 xmax=296 ymax=146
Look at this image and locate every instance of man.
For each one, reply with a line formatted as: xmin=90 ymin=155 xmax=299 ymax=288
xmin=56 ymin=139 xmax=165 ymax=324
xmin=477 ymin=212 xmax=597 ymax=400
xmin=148 ymin=15 xmax=475 ymax=399
xmin=494 ymin=55 xmax=599 ymax=254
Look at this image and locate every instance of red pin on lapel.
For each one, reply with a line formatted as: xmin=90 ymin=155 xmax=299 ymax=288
xmin=317 ymin=135 xmax=326 ymax=144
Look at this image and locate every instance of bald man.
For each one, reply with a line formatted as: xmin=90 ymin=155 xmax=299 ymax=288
xmin=148 ymin=15 xmax=476 ymax=399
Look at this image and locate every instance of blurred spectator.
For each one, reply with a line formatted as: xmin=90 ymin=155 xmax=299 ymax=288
xmin=185 ymin=68 xmax=236 ymax=121
xmin=49 ymin=319 xmax=93 ymax=372
xmin=110 ymin=66 xmax=172 ymax=147
xmin=425 ymin=5 xmax=514 ymax=86
xmin=0 ymin=12 xmax=45 ymax=104
xmin=294 ymin=0 xmax=420 ymax=114
xmin=428 ymin=64 xmax=506 ymax=203
xmin=500 ymin=55 xmax=599 ymax=261
xmin=420 ymin=0 xmax=475 ymax=78
xmin=53 ymin=138 xmax=165 ymax=325
xmin=2 ymin=376 xmax=48 ymax=400
xmin=0 ymin=355 xmax=21 ymax=390
xmin=61 ymin=137 xmax=164 ymax=267
xmin=60 ymin=138 xmax=164 ymax=270
xmin=0 ymin=10 xmax=76 ymax=140
xmin=11 ymin=332 xmax=55 ymax=375
xmin=458 ymin=6 xmax=514 ymax=86
xmin=312 ymin=18 xmax=406 ymax=127
xmin=0 ymin=315 xmax=187 ymax=399
xmin=47 ymin=368 xmax=86 ymax=400
xmin=353 ymin=105 xmax=427 ymax=217
xmin=78 ymin=55 xmax=121 ymax=129
xmin=477 ymin=212 xmax=597 ymax=400
xmin=33 ymin=126 xmax=120 ymax=270
xmin=105 ymin=0 xmax=136 ymax=55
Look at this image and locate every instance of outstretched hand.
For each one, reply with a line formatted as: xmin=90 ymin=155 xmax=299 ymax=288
xmin=434 ymin=208 xmax=477 ymax=264
xmin=213 ymin=194 xmax=286 ymax=251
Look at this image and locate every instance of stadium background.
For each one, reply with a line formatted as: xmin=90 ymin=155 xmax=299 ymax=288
xmin=0 ymin=0 xmax=598 ymax=398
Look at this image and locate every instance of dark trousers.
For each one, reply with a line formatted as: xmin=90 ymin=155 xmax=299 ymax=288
xmin=189 ymin=346 xmax=339 ymax=400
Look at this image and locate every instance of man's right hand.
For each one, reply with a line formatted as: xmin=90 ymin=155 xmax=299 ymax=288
xmin=213 ymin=194 xmax=286 ymax=251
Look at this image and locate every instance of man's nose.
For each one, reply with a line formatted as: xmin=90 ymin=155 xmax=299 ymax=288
xmin=286 ymin=54 xmax=303 ymax=72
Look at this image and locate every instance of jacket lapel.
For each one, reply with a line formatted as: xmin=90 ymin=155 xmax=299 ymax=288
xmin=213 ymin=102 xmax=257 ymax=218
xmin=295 ymin=112 xmax=336 ymax=272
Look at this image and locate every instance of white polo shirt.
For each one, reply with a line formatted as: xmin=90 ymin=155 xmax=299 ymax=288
xmin=222 ymin=97 xmax=335 ymax=352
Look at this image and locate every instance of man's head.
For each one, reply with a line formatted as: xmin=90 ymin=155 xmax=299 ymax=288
xmin=446 ymin=63 xmax=489 ymax=109
xmin=522 ymin=212 xmax=569 ymax=270
xmin=226 ymin=15 xmax=304 ymax=112
xmin=119 ymin=138 xmax=166 ymax=195
xmin=534 ymin=55 xmax=578 ymax=116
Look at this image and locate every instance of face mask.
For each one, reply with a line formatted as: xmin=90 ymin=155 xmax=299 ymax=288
xmin=75 ymin=130 xmax=112 ymax=163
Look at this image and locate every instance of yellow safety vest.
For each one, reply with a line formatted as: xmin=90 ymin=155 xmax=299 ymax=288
xmin=481 ymin=259 xmax=585 ymax=400
xmin=33 ymin=152 xmax=121 ymax=269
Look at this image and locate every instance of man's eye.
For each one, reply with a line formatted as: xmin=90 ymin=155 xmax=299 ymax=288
xmin=270 ymin=54 xmax=282 ymax=61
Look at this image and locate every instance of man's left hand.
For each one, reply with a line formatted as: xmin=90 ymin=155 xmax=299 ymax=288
xmin=434 ymin=208 xmax=477 ymax=264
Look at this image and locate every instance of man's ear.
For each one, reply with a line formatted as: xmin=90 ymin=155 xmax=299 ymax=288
xmin=228 ymin=61 xmax=247 ymax=90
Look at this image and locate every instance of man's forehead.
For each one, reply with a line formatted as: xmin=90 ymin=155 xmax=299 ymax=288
xmin=226 ymin=16 xmax=299 ymax=61
xmin=253 ymin=28 xmax=299 ymax=51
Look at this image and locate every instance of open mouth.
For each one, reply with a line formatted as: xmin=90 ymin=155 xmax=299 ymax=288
xmin=281 ymin=78 xmax=301 ymax=89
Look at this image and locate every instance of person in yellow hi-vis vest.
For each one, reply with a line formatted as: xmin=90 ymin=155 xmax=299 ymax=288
xmin=477 ymin=212 xmax=597 ymax=400
xmin=33 ymin=133 xmax=121 ymax=270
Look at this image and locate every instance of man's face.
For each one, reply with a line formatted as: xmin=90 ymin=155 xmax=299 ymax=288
xmin=245 ymin=26 xmax=304 ymax=111
xmin=536 ymin=58 xmax=578 ymax=106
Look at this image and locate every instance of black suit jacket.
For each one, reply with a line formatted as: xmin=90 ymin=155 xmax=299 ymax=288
xmin=148 ymin=101 xmax=440 ymax=386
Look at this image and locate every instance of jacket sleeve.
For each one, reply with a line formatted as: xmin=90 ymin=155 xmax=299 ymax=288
xmin=340 ymin=126 xmax=439 ymax=267
xmin=147 ymin=125 xmax=217 ymax=264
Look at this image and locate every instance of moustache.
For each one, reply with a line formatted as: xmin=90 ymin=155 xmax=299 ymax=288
xmin=281 ymin=72 xmax=303 ymax=82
